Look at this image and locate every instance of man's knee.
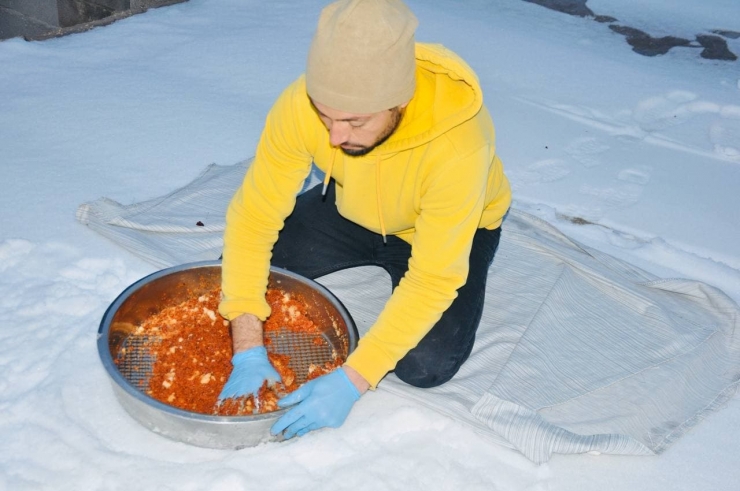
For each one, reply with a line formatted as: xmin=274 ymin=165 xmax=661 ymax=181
xmin=393 ymin=347 xmax=469 ymax=388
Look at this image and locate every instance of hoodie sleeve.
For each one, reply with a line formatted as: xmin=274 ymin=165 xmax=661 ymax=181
xmin=345 ymin=142 xmax=493 ymax=387
xmin=219 ymin=78 xmax=316 ymax=321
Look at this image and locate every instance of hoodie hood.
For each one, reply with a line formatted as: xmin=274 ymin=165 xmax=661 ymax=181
xmin=374 ymin=43 xmax=484 ymax=154
xmin=319 ymin=42 xmax=489 ymax=241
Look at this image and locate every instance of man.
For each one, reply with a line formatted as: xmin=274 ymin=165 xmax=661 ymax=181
xmin=218 ymin=0 xmax=511 ymax=439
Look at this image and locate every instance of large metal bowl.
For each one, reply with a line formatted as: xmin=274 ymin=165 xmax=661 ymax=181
xmin=97 ymin=260 xmax=357 ymax=449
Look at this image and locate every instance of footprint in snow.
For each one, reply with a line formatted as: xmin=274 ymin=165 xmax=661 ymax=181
xmin=509 ymin=158 xmax=573 ymax=186
xmin=631 ymin=90 xmax=740 ymax=161
xmin=579 ymin=182 xmax=644 ymax=209
xmin=709 ymin=108 xmax=740 ymax=160
xmin=632 ymin=90 xmax=707 ymax=132
xmin=564 ymin=136 xmax=610 ymax=167
xmin=578 ymin=150 xmax=651 ymax=210
xmin=617 ymin=165 xmax=652 ymax=185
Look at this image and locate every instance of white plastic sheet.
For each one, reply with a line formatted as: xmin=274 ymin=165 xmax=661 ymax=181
xmin=77 ymin=160 xmax=740 ymax=463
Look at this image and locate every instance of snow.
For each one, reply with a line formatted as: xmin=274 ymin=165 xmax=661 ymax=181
xmin=1 ymin=0 xmax=739 ymax=490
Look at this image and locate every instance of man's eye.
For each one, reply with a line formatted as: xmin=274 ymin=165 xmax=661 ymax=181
xmin=350 ymin=121 xmax=364 ymax=128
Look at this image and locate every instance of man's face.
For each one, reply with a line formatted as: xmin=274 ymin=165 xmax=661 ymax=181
xmin=311 ymin=100 xmax=405 ymax=156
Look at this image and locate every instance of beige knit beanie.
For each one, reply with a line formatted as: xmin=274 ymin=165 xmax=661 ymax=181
xmin=306 ymin=0 xmax=418 ymax=114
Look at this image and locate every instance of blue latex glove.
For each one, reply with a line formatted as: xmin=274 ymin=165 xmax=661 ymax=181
xmin=218 ymin=346 xmax=281 ymax=400
xmin=270 ymin=368 xmax=360 ymax=439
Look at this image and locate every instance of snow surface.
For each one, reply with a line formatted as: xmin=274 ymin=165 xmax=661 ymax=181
xmin=1 ymin=0 xmax=739 ymax=490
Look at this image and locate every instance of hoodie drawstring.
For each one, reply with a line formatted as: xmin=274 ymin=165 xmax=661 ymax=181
xmin=375 ymin=155 xmax=387 ymax=243
xmin=323 ymin=149 xmax=387 ymax=243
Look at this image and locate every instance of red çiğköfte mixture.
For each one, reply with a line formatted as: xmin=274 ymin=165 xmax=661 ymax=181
xmin=115 ymin=286 xmax=342 ymax=415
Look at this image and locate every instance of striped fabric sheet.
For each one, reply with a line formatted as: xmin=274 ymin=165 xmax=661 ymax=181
xmin=78 ymin=160 xmax=740 ymax=463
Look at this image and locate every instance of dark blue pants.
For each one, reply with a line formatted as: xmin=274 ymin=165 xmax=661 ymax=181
xmin=271 ymin=182 xmax=502 ymax=388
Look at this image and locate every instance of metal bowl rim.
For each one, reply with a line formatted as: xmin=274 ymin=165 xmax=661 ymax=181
xmin=97 ymin=259 xmax=358 ymax=423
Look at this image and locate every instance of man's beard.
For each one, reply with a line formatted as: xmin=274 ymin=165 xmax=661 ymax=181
xmin=340 ymin=108 xmax=403 ymax=157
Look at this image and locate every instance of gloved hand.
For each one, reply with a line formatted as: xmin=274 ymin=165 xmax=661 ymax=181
xmin=270 ymin=368 xmax=360 ymax=439
xmin=218 ymin=346 xmax=281 ymax=400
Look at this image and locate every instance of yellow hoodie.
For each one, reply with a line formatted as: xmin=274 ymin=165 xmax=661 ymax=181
xmin=219 ymin=43 xmax=511 ymax=388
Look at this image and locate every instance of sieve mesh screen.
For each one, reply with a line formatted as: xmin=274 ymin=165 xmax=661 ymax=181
xmin=114 ymin=327 xmax=338 ymax=393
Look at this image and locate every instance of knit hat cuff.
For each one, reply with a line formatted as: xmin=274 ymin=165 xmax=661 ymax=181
xmin=306 ymin=71 xmax=416 ymax=114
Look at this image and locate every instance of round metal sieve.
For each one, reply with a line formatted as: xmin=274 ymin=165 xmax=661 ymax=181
xmin=98 ymin=260 xmax=357 ymax=449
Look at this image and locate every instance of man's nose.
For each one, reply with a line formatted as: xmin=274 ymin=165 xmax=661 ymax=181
xmin=329 ymin=123 xmax=350 ymax=146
